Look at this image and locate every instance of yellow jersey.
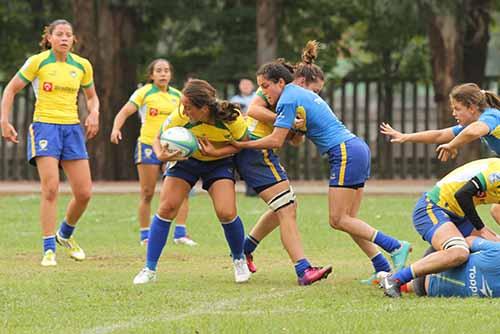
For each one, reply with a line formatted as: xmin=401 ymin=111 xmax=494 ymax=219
xmin=129 ymin=84 xmax=181 ymax=145
xmin=17 ymin=50 xmax=94 ymax=124
xmin=161 ymin=109 xmax=248 ymax=161
xmin=246 ymin=87 xmax=307 ymax=139
xmin=427 ymin=158 xmax=500 ymax=216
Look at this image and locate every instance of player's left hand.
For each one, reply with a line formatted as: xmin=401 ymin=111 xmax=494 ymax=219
xmin=85 ymin=111 xmax=100 ymax=139
xmin=436 ymin=143 xmax=458 ymax=162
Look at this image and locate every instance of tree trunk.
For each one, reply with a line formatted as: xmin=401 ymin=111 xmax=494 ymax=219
xmin=72 ymin=0 xmax=140 ymax=180
xmin=256 ymin=0 xmax=280 ymax=66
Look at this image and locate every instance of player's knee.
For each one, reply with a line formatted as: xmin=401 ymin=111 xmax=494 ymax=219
xmin=41 ymin=183 xmax=59 ymax=202
xmin=442 ymin=236 xmax=470 ymax=266
xmin=140 ymin=188 xmax=155 ymax=203
xmin=267 ymin=187 xmax=296 ymax=212
xmin=328 ymin=213 xmax=345 ymax=230
xmin=157 ymin=201 xmax=178 ymax=219
xmin=75 ymin=188 xmax=92 ymax=204
xmin=215 ymin=208 xmax=237 ymax=222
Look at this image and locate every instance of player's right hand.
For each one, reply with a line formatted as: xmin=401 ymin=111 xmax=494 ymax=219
xmin=110 ymin=129 xmax=122 ymax=144
xmin=1 ymin=122 xmax=19 ymax=143
xmin=380 ymin=122 xmax=406 ymax=143
xmin=157 ymin=144 xmax=187 ymax=162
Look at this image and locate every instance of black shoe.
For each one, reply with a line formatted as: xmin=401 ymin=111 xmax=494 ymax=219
xmin=381 ymin=274 xmax=402 ymax=298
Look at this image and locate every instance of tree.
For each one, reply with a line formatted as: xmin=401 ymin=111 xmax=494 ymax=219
xmin=256 ymin=0 xmax=280 ymax=66
xmin=418 ymin=0 xmax=492 ymax=166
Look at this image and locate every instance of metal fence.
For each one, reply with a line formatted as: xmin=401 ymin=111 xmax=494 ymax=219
xmin=1 ymin=77 xmax=499 ymax=180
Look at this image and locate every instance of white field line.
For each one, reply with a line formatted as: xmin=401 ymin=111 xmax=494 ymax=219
xmin=82 ymin=288 xmax=300 ymax=334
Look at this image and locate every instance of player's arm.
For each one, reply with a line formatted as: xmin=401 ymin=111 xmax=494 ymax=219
xmin=247 ymin=95 xmax=277 ymax=124
xmin=152 ymin=132 xmax=186 ymax=162
xmin=380 ymin=123 xmax=455 ymax=144
xmin=231 ymin=127 xmax=289 ymax=150
xmin=110 ymin=102 xmax=138 ymax=144
xmin=0 ymin=75 xmax=28 ymax=143
xmin=454 ymin=176 xmax=486 ymax=231
xmin=436 ymin=121 xmax=490 ymax=161
xmin=198 ymin=135 xmax=246 ymax=157
xmin=83 ymin=85 xmax=100 ymax=140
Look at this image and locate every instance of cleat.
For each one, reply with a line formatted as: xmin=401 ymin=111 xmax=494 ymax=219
xmin=133 ymin=268 xmax=157 ymax=285
xmin=41 ymin=250 xmax=57 ymax=266
xmin=381 ymin=274 xmax=402 ymax=298
xmin=390 ymin=241 xmax=412 ymax=271
xmin=233 ymin=258 xmax=251 ymax=283
xmin=245 ymin=253 xmax=257 ymax=273
xmin=56 ymin=231 xmax=85 ymax=261
xmin=173 ymin=236 xmax=198 ymax=246
xmin=298 ymin=265 xmax=333 ymax=286
xmin=360 ymin=271 xmax=390 ymax=286
xmin=140 ymin=239 xmax=148 ymax=246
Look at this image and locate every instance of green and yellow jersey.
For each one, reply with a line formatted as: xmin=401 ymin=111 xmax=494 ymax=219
xmin=161 ymin=109 xmax=248 ymax=161
xmin=129 ymin=84 xmax=181 ymax=145
xmin=17 ymin=50 xmax=93 ymax=124
xmin=246 ymin=87 xmax=307 ymax=139
xmin=427 ymin=158 xmax=500 ymax=216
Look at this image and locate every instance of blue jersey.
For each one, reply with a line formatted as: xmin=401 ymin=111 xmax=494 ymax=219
xmin=427 ymin=238 xmax=500 ymax=297
xmin=274 ymin=84 xmax=355 ymax=155
xmin=452 ymin=108 xmax=500 ymax=155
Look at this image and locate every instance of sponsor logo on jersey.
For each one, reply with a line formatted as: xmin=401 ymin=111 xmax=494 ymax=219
xmin=149 ymin=108 xmax=159 ymax=116
xmin=488 ymin=172 xmax=500 ymax=184
xmin=479 ymin=276 xmax=493 ymax=297
xmin=42 ymin=82 xmax=53 ymax=92
xmin=69 ymin=70 xmax=77 ymax=78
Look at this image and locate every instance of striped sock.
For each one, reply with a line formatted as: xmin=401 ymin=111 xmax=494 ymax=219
xmin=243 ymin=235 xmax=260 ymax=255
xmin=372 ymin=231 xmax=401 ymax=253
xmin=371 ymin=252 xmax=391 ymax=272
xmin=294 ymin=258 xmax=312 ymax=278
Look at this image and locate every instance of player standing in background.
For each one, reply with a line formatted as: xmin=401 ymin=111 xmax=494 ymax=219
xmin=232 ymin=60 xmax=412 ymax=284
xmin=234 ymin=41 xmax=332 ymax=285
xmin=381 ymin=158 xmax=500 ymax=297
xmin=133 ymin=79 xmax=251 ymax=284
xmin=380 ymin=83 xmax=500 ymax=223
xmin=0 ymin=19 xmax=99 ymax=266
xmin=111 ymin=59 xmax=196 ymax=246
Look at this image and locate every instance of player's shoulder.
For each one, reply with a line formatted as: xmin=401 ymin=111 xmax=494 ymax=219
xmin=67 ymin=52 xmax=92 ymax=70
xmin=167 ymin=86 xmax=182 ymax=99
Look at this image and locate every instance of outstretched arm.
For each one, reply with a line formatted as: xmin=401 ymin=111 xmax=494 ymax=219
xmin=436 ymin=121 xmax=489 ymax=161
xmin=380 ymin=122 xmax=455 ymax=144
xmin=231 ymin=127 xmax=289 ymax=150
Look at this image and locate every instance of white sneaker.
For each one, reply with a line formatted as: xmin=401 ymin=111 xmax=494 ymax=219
xmin=173 ymin=236 xmax=198 ymax=246
xmin=56 ymin=231 xmax=86 ymax=261
xmin=140 ymin=239 xmax=148 ymax=246
xmin=233 ymin=258 xmax=251 ymax=283
xmin=41 ymin=250 xmax=57 ymax=266
xmin=133 ymin=268 xmax=157 ymax=285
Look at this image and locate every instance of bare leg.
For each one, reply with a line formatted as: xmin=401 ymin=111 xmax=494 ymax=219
xmin=137 ymin=164 xmax=160 ymax=229
xmin=61 ymin=159 xmax=92 ymax=226
xmin=36 ymin=157 xmax=60 ymax=237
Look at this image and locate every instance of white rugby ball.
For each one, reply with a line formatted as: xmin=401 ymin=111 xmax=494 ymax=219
xmin=160 ymin=127 xmax=198 ymax=157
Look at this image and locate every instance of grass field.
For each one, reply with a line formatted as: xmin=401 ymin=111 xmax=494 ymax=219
xmin=1 ymin=193 xmax=499 ymax=334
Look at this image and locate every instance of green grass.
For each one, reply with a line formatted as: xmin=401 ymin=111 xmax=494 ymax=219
xmin=1 ymin=193 xmax=499 ymax=333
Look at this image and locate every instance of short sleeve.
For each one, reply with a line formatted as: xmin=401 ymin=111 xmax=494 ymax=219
xmin=17 ymin=55 xmax=41 ymax=83
xmin=274 ymin=103 xmax=296 ymax=129
xmin=129 ymin=86 xmax=147 ymax=109
xmin=451 ymin=125 xmax=463 ymax=137
xmin=229 ymin=114 xmax=248 ymax=141
xmin=80 ymin=59 xmax=94 ymax=88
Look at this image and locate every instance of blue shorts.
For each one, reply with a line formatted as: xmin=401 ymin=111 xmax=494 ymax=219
xmin=235 ymin=148 xmax=288 ymax=193
xmin=412 ymin=194 xmax=474 ymax=244
xmin=327 ymin=137 xmax=370 ymax=187
xmin=134 ymin=141 xmax=161 ymax=165
xmin=27 ymin=122 xmax=88 ymax=166
xmin=165 ymin=157 xmax=235 ymax=191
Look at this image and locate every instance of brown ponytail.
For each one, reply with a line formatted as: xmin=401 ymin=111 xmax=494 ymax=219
xmin=294 ymin=40 xmax=324 ymax=85
xmin=450 ymin=83 xmax=500 ymax=112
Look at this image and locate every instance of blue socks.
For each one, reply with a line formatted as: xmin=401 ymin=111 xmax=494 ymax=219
xmin=372 ymin=231 xmax=401 ymax=253
xmin=146 ymin=215 xmax=172 ymax=271
xmin=140 ymin=228 xmax=149 ymax=242
xmin=244 ymin=235 xmax=260 ymax=255
xmin=58 ymin=220 xmax=75 ymax=239
xmin=294 ymin=258 xmax=311 ymax=278
xmin=174 ymin=225 xmax=187 ymax=239
xmin=221 ymin=216 xmax=245 ymax=260
xmin=371 ymin=252 xmax=391 ymax=273
xmin=393 ymin=266 xmax=415 ymax=284
xmin=43 ymin=236 xmax=56 ymax=253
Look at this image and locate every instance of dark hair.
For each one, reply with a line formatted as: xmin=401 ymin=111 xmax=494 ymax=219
xmin=146 ymin=58 xmax=172 ymax=83
xmin=294 ymin=40 xmax=325 ymax=84
xmin=39 ymin=19 xmax=76 ymax=51
xmin=256 ymin=60 xmax=294 ymax=84
xmin=450 ymin=83 xmax=500 ymax=112
xmin=182 ymin=79 xmax=241 ymax=122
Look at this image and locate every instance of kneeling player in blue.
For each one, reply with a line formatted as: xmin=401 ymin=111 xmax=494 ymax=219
xmin=133 ymin=79 xmax=251 ymax=284
xmin=401 ymin=237 xmax=500 ymax=298
xmin=232 ymin=61 xmax=411 ymax=283
xmin=381 ymin=158 xmax=500 ymax=297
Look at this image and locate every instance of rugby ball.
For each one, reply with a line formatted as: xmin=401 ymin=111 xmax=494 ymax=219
xmin=160 ymin=127 xmax=198 ymax=157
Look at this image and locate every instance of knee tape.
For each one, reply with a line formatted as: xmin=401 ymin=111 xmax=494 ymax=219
xmin=442 ymin=237 xmax=469 ymax=252
xmin=267 ymin=188 xmax=296 ymax=212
